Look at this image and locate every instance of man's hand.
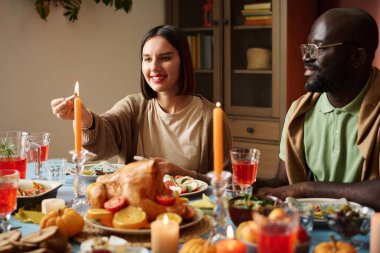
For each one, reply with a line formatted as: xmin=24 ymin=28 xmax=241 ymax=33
xmin=256 ymin=183 xmax=305 ymax=200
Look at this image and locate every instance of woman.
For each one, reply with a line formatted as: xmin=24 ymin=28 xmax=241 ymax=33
xmin=50 ymin=25 xmax=232 ymax=183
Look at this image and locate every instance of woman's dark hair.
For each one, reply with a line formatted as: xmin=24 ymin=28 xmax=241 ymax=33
xmin=140 ymin=25 xmax=195 ymax=99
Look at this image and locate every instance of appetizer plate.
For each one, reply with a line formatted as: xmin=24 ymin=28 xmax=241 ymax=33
xmin=67 ymin=162 xmax=123 ymax=181
xmin=17 ymin=179 xmax=63 ymax=210
xmin=180 ymin=180 xmax=208 ymax=197
xmin=84 ymin=208 xmax=204 ymax=235
xmin=294 ymin=198 xmax=362 ymax=224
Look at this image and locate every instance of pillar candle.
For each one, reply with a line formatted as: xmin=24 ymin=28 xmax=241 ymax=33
xmin=213 ymin=102 xmax=223 ymax=180
xmin=41 ymin=198 xmax=65 ymax=214
xmin=215 ymin=225 xmax=246 ymax=253
xmin=151 ymin=214 xmax=179 ymax=253
xmin=370 ymin=212 xmax=380 ymax=253
xmin=74 ymin=81 xmax=82 ymax=154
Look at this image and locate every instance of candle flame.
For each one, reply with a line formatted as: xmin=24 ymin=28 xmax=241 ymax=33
xmin=163 ymin=214 xmax=169 ymax=224
xmin=226 ymin=225 xmax=234 ymax=239
xmin=216 ymin=102 xmax=221 ymax=108
xmin=74 ymin=81 xmax=80 ymax=96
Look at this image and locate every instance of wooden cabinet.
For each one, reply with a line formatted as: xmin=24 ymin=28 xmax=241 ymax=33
xmin=166 ymin=0 xmax=316 ymax=178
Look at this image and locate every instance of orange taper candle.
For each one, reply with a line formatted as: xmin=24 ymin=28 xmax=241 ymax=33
xmin=74 ymin=81 xmax=82 ymax=154
xmin=213 ymin=102 xmax=223 ymax=180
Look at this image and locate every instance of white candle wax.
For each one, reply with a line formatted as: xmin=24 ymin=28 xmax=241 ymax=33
xmin=151 ymin=216 xmax=179 ymax=253
xmin=41 ymin=198 xmax=65 ymax=214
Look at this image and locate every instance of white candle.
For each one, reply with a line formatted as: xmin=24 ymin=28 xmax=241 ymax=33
xmin=370 ymin=212 xmax=380 ymax=253
xmin=41 ymin=198 xmax=65 ymax=214
xmin=151 ymin=214 xmax=179 ymax=253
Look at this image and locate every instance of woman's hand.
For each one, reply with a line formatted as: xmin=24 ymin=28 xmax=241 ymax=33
xmin=152 ymin=157 xmax=194 ymax=178
xmin=51 ymin=96 xmax=75 ymax=120
xmin=51 ymin=96 xmax=92 ymax=128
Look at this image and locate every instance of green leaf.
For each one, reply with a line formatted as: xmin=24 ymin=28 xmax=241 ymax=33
xmin=34 ymin=0 xmax=50 ymax=20
xmin=0 ymin=141 xmax=16 ymax=158
xmin=102 ymin=0 xmax=112 ymax=6
xmin=123 ymin=0 xmax=132 ymax=13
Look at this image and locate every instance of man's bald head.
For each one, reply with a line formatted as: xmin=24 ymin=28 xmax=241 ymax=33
xmin=312 ymin=8 xmax=378 ymax=61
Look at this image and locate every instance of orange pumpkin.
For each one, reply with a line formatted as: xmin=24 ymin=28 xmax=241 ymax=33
xmin=40 ymin=208 xmax=84 ymax=238
xmin=179 ymin=238 xmax=216 ymax=253
xmin=313 ymin=241 xmax=356 ymax=253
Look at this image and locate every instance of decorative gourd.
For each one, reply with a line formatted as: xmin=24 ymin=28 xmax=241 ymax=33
xmin=40 ymin=208 xmax=84 ymax=238
xmin=313 ymin=236 xmax=356 ymax=253
xmin=179 ymin=238 xmax=216 ymax=253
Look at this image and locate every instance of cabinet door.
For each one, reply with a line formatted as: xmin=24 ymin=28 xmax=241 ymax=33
xmin=223 ymin=0 xmax=280 ymax=118
xmin=166 ymin=0 xmax=222 ymax=103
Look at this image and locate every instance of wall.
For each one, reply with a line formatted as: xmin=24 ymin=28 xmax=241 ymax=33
xmin=0 ymin=0 xmax=165 ymax=160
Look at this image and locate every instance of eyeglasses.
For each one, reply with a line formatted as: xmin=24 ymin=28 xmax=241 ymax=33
xmin=300 ymin=42 xmax=346 ymax=59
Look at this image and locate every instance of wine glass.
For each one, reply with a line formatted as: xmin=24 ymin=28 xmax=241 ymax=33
xmin=28 ymin=132 xmax=51 ymax=180
xmin=230 ymin=148 xmax=260 ymax=195
xmin=0 ymin=169 xmax=19 ymax=233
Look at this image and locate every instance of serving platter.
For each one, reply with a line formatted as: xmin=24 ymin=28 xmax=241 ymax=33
xmin=84 ymin=208 xmax=204 ymax=235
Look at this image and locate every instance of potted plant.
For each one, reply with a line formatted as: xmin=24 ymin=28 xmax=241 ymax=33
xmin=34 ymin=0 xmax=132 ymax=22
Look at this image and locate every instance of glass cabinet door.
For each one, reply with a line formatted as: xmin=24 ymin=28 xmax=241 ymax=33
xmin=171 ymin=0 xmax=222 ymax=103
xmin=224 ymin=0 xmax=280 ymax=118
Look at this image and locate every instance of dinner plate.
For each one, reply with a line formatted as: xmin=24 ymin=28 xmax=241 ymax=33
xmin=295 ymin=198 xmax=362 ymax=224
xmin=67 ymin=162 xmax=123 ymax=180
xmin=180 ymin=180 xmax=208 ymax=197
xmin=84 ymin=208 xmax=204 ymax=235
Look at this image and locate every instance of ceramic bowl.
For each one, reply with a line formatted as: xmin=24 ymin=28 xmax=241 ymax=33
xmin=228 ymin=195 xmax=282 ymax=226
xmin=17 ymin=179 xmax=62 ymax=211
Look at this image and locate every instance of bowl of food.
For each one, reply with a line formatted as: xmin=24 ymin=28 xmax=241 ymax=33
xmin=323 ymin=204 xmax=374 ymax=239
xmin=228 ymin=195 xmax=282 ymax=226
xmin=17 ymin=179 xmax=62 ymax=211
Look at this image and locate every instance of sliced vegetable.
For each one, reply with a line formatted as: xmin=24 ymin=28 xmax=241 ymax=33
xmin=104 ymin=196 xmax=127 ymax=213
xmin=155 ymin=194 xmax=176 ymax=206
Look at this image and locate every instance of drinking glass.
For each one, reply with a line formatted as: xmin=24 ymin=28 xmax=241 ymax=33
xmin=44 ymin=158 xmax=67 ymax=184
xmin=230 ymin=148 xmax=260 ymax=195
xmin=28 ymin=132 xmax=51 ymax=180
xmin=0 ymin=169 xmax=19 ymax=233
xmin=0 ymin=131 xmax=40 ymax=179
xmin=255 ymin=207 xmax=299 ymax=253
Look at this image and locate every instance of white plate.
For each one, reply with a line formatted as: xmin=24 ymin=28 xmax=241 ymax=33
xmin=180 ymin=180 xmax=208 ymax=197
xmin=295 ymin=198 xmax=362 ymax=224
xmin=84 ymin=208 xmax=204 ymax=235
xmin=67 ymin=163 xmax=123 ymax=180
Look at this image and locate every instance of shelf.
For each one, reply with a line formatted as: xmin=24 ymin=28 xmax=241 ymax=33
xmin=233 ymin=69 xmax=272 ymax=74
xmin=195 ymin=69 xmax=213 ymax=73
xmin=182 ymin=27 xmax=213 ymax=33
xmin=233 ymin=25 xmax=272 ymax=30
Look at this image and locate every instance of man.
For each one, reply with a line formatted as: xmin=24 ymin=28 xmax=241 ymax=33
xmin=256 ymin=8 xmax=380 ymax=211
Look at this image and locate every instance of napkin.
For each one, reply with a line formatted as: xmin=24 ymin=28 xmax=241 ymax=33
xmin=14 ymin=208 xmax=45 ymax=224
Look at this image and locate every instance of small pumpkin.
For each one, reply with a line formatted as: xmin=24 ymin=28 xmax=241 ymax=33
xmin=179 ymin=238 xmax=216 ymax=253
xmin=40 ymin=208 xmax=84 ymax=238
xmin=313 ymin=241 xmax=356 ymax=253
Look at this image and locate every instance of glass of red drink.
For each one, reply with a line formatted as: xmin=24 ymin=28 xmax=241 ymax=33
xmin=0 ymin=131 xmax=40 ymax=179
xmin=255 ymin=207 xmax=299 ymax=253
xmin=28 ymin=132 xmax=51 ymax=180
xmin=0 ymin=169 xmax=19 ymax=233
xmin=230 ymin=148 xmax=260 ymax=195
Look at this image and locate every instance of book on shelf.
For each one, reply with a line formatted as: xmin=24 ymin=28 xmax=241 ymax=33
xmin=241 ymin=10 xmax=272 ymax=16
xmin=243 ymin=2 xmax=271 ymax=10
xmin=187 ymin=34 xmax=213 ymax=69
xmin=245 ymin=19 xmax=272 ymax=26
xmin=245 ymin=15 xmax=272 ymax=20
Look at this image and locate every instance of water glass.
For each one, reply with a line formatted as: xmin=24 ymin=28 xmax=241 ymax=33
xmin=226 ymin=181 xmax=253 ymax=199
xmin=44 ymin=158 xmax=67 ymax=184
